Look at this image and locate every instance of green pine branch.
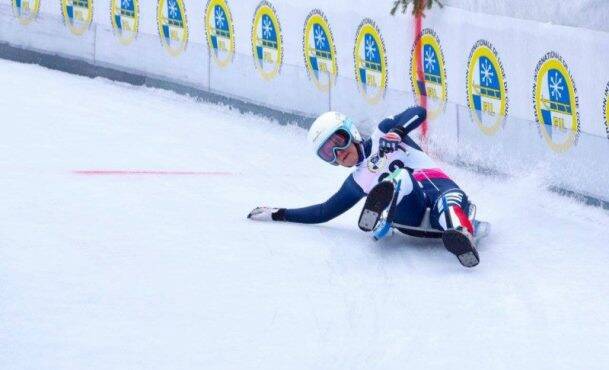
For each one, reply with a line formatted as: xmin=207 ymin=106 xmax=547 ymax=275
xmin=390 ymin=0 xmax=443 ymax=16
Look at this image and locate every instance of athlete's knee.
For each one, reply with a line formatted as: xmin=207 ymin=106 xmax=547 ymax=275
xmin=384 ymin=168 xmax=414 ymax=204
xmin=431 ymin=189 xmax=474 ymax=234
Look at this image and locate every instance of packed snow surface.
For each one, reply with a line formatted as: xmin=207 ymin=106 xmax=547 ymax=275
xmin=1 ymin=59 xmax=609 ymax=370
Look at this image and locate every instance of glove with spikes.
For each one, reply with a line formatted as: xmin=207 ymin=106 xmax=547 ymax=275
xmin=247 ymin=207 xmax=286 ymax=221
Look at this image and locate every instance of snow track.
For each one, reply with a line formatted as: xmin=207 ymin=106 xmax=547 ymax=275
xmin=1 ymin=59 xmax=608 ymax=370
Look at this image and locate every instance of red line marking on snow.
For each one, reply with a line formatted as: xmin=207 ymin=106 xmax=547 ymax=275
xmin=73 ymin=170 xmax=234 ymax=176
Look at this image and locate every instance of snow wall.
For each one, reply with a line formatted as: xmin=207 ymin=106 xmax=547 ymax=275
xmin=0 ymin=0 xmax=608 ymax=204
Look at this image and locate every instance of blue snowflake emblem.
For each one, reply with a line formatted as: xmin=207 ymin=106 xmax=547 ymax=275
xmin=480 ymin=59 xmax=494 ymax=86
xmin=365 ymin=35 xmax=377 ymax=60
xmin=262 ymin=17 xmax=272 ymax=39
xmin=549 ymin=72 xmax=564 ymax=100
xmin=424 ymin=48 xmax=436 ymax=72
xmin=314 ymin=26 xmax=326 ymax=49
xmin=168 ymin=0 xmax=178 ymax=18
xmin=215 ymin=8 xmax=225 ymax=28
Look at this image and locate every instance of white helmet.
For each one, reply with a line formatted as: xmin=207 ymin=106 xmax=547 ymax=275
xmin=308 ymin=111 xmax=362 ymax=165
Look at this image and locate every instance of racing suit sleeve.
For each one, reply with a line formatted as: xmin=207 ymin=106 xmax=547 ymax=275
xmin=378 ymin=106 xmax=427 ymax=136
xmin=276 ymin=174 xmax=366 ymax=224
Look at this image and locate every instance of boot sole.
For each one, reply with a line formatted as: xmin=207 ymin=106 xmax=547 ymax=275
xmin=442 ymin=229 xmax=480 ymax=268
xmin=358 ymin=181 xmax=395 ymax=232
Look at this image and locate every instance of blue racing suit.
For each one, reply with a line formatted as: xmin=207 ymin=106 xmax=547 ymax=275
xmin=276 ymin=106 xmax=471 ymax=235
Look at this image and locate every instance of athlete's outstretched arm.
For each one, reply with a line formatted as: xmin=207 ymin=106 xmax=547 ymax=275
xmin=248 ymin=175 xmax=365 ymax=224
xmin=377 ymin=106 xmax=427 ymax=153
xmin=378 ymin=106 xmax=427 ymax=135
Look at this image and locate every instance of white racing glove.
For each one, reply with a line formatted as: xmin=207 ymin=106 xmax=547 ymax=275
xmin=247 ymin=207 xmax=286 ymax=221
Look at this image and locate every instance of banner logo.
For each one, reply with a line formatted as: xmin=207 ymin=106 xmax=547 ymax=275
xmin=111 ymin=0 xmax=139 ymax=45
xmin=157 ymin=0 xmax=189 ymax=57
xmin=205 ymin=0 xmax=235 ymax=68
xmin=354 ymin=19 xmax=387 ymax=105
xmin=533 ymin=52 xmax=580 ymax=153
xmin=410 ymin=29 xmax=447 ymax=120
xmin=251 ymin=1 xmax=283 ymax=81
xmin=11 ymin=0 xmax=40 ymax=25
xmin=303 ymin=10 xmax=337 ymax=92
xmin=61 ymin=0 xmax=94 ymax=36
xmin=603 ymin=83 xmax=609 ymax=138
xmin=466 ymin=40 xmax=508 ymax=135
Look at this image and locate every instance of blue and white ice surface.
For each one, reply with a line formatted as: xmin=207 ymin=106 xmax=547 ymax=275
xmin=1 ymin=59 xmax=609 ymax=370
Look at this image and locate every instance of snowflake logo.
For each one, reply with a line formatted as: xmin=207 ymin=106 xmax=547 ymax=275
xmin=262 ymin=17 xmax=273 ymax=39
xmin=314 ymin=26 xmax=326 ymax=49
xmin=480 ymin=59 xmax=494 ymax=86
xmin=424 ymin=48 xmax=436 ymax=72
xmin=215 ymin=8 xmax=225 ymax=29
xmin=549 ymin=71 xmax=564 ymax=100
xmin=365 ymin=35 xmax=377 ymax=60
xmin=168 ymin=0 xmax=178 ymax=18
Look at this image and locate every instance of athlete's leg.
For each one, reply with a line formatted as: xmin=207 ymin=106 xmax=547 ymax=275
xmin=359 ymin=168 xmax=426 ymax=234
xmin=430 ymin=188 xmax=479 ymax=267
xmin=430 ymin=188 xmax=474 ymax=234
xmin=390 ymin=170 xmax=427 ymax=228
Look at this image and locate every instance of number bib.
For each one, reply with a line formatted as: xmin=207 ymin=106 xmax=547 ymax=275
xmin=352 ymin=129 xmax=436 ymax=194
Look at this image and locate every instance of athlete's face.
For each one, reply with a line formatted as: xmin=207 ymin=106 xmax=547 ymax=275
xmin=336 ymin=143 xmax=358 ymax=168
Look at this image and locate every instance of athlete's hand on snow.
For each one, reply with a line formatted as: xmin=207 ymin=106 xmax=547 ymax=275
xmin=247 ymin=207 xmax=286 ymax=221
xmin=378 ymin=132 xmax=402 ymax=154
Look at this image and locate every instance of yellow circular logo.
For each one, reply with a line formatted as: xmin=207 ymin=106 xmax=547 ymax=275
xmin=354 ymin=19 xmax=387 ymax=105
xmin=11 ymin=0 xmax=40 ymax=25
xmin=251 ymin=1 xmax=283 ymax=81
xmin=410 ymin=29 xmax=447 ymax=121
xmin=533 ymin=52 xmax=580 ymax=153
xmin=604 ymin=82 xmax=609 ymax=140
xmin=205 ymin=0 xmax=235 ymax=68
xmin=157 ymin=0 xmax=189 ymax=57
xmin=303 ymin=10 xmax=337 ymax=92
xmin=466 ymin=40 xmax=508 ymax=136
xmin=110 ymin=0 xmax=139 ymax=45
xmin=61 ymin=0 xmax=94 ymax=36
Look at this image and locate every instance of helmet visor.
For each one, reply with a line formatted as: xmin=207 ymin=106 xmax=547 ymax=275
xmin=316 ymin=129 xmax=352 ymax=164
